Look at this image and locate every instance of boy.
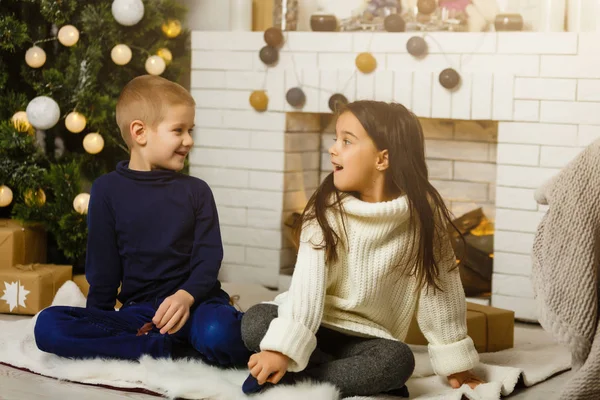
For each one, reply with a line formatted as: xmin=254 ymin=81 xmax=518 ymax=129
xmin=34 ymin=75 xmax=250 ymax=366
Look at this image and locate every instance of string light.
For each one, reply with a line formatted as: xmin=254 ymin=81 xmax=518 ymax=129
xmin=249 ymin=29 xmax=473 ymax=111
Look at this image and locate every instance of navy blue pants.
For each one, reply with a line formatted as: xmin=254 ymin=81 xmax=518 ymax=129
xmin=34 ymin=289 xmax=251 ymax=366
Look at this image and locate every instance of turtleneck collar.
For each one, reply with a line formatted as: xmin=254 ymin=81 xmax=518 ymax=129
xmin=341 ymin=194 xmax=410 ymax=219
xmin=116 ymin=160 xmax=178 ymax=182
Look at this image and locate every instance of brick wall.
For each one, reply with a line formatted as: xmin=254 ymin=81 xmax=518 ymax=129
xmin=190 ymin=31 xmax=600 ymax=321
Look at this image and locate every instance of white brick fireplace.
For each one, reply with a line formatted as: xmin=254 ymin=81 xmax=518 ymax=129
xmin=189 ymin=31 xmax=600 ymax=321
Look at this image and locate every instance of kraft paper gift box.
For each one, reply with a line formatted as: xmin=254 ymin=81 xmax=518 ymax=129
xmin=405 ymin=302 xmax=514 ymax=353
xmin=0 ymin=263 xmax=72 ymax=315
xmin=0 ymin=219 xmax=46 ymax=269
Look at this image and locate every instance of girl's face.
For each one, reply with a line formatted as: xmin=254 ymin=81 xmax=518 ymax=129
xmin=329 ymin=111 xmax=385 ymax=198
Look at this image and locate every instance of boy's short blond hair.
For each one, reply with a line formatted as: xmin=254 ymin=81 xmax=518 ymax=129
xmin=116 ymin=75 xmax=196 ymax=148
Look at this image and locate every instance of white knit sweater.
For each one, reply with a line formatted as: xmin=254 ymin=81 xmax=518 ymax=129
xmin=260 ymin=195 xmax=479 ymax=376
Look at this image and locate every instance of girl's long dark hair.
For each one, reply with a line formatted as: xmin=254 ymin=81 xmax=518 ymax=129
xmin=297 ymin=100 xmax=461 ymax=291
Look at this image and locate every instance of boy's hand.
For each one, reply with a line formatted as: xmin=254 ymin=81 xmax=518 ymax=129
xmin=447 ymin=370 xmax=485 ymax=389
xmin=248 ymin=350 xmax=289 ymax=385
xmin=152 ymin=290 xmax=194 ymax=335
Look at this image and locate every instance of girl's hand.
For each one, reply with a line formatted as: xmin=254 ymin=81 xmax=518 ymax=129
xmin=447 ymin=370 xmax=485 ymax=389
xmin=248 ymin=350 xmax=289 ymax=385
xmin=152 ymin=290 xmax=194 ymax=335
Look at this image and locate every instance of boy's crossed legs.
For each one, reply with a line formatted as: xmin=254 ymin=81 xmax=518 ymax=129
xmin=34 ymin=289 xmax=251 ymax=366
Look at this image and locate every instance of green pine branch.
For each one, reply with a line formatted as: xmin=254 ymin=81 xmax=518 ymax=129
xmin=0 ymin=121 xmax=38 ymax=157
xmin=0 ymin=14 xmax=30 ymax=51
xmin=39 ymin=0 xmax=78 ymax=27
xmin=1 ymin=0 xmax=190 ymax=265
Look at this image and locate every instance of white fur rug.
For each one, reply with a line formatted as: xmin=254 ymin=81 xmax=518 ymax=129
xmin=0 ymin=281 xmax=571 ymax=400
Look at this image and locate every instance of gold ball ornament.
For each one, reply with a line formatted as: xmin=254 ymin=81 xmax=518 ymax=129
xmin=11 ymin=111 xmax=33 ymax=133
xmin=25 ymin=46 xmax=46 ymax=68
xmin=0 ymin=185 xmax=13 ymax=207
xmin=249 ymin=90 xmax=268 ymax=112
xmin=355 ymin=52 xmax=377 ymax=74
xmin=24 ymin=188 xmax=46 ymax=207
xmin=156 ymin=48 xmax=173 ymax=65
xmin=73 ymin=193 xmax=91 ymax=214
xmin=111 ymin=44 xmax=132 ymax=65
xmin=83 ymin=133 xmax=105 ymax=154
xmin=57 ymin=25 xmax=80 ymax=47
xmin=145 ymin=55 xmax=166 ymax=75
xmin=65 ymin=111 xmax=87 ymax=133
xmin=162 ymin=19 xmax=182 ymax=38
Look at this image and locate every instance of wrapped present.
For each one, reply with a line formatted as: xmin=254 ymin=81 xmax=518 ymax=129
xmin=0 ymin=219 xmax=46 ymax=269
xmin=465 ymin=302 xmax=515 ymax=353
xmin=405 ymin=302 xmax=514 ymax=353
xmin=0 ymin=263 xmax=72 ymax=315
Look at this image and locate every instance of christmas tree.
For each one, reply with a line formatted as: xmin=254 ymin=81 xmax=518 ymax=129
xmin=0 ymin=0 xmax=190 ymax=271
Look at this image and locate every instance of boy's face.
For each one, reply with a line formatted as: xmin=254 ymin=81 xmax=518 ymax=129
xmin=144 ymin=105 xmax=195 ymax=171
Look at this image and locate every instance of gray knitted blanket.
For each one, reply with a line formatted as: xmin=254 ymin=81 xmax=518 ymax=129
xmin=532 ymin=138 xmax=600 ymax=399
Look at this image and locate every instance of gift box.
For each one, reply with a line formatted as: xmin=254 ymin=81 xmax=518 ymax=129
xmin=0 ymin=263 xmax=72 ymax=315
xmin=466 ymin=302 xmax=515 ymax=353
xmin=0 ymin=219 xmax=47 ymax=269
xmin=405 ymin=302 xmax=514 ymax=353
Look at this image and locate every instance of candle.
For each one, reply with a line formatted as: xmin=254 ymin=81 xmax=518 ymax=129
xmin=538 ymin=0 xmax=565 ymax=31
xmin=567 ymin=0 xmax=600 ymax=32
xmin=230 ymin=0 xmax=252 ymax=31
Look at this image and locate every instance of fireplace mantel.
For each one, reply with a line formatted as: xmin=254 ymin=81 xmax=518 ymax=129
xmin=189 ymin=31 xmax=600 ymax=321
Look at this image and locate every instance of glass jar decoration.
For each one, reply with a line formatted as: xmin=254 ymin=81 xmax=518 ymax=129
xmin=400 ymin=0 xmax=470 ymax=31
xmin=273 ymin=0 xmax=299 ymax=31
xmin=338 ymin=0 xmax=403 ymax=31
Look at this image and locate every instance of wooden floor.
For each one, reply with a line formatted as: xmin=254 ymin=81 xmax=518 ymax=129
xmin=0 ymin=366 xmax=156 ymax=400
xmin=0 ymin=315 xmax=572 ymax=400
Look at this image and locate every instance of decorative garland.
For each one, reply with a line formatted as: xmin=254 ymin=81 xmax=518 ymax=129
xmin=249 ymin=27 xmax=461 ymax=113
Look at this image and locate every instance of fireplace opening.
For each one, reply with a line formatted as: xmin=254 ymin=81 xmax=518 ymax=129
xmin=281 ymin=113 xmax=498 ymax=304
xmin=450 ymin=208 xmax=494 ymax=303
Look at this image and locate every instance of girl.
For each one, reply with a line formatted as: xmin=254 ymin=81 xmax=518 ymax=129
xmin=240 ymin=101 xmax=484 ymax=397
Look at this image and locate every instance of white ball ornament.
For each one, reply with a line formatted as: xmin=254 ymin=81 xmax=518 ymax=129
xmin=65 ymin=111 xmax=87 ymax=133
xmin=112 ymin=0 xmax=145 ymax=26
xmin=26 ymin=96 xmax=61 ymax=130
xmin=83 ymin=133 xmax=105 ymax=154
xmin=111 ymin=44 xmax=133 ymax=65
xmin=0 ymin=185 xmax=13 ymax=207
xmin=145 ymin=55 xmax=166 ymax=75
xmin=57 ymin=25 xmax=80 ymax=46
xmin=25 ymin=46 xmax=46 ymax=68
xmin=73 ymin=193 xmax=91 ymax=214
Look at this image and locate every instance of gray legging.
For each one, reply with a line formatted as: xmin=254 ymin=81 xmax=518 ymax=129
xmin=241 ymin=304 xmax=415 ymax=398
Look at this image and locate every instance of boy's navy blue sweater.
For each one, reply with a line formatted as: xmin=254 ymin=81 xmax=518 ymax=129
xmin=85 ymin=161 xmax=223 ymax=310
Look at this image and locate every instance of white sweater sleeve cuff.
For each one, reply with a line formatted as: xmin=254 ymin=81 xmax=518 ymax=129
xmin=428 ymin=336 xmax=480 ymax=376
xmin=259 ymin=317 xmax=317 ymax=372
